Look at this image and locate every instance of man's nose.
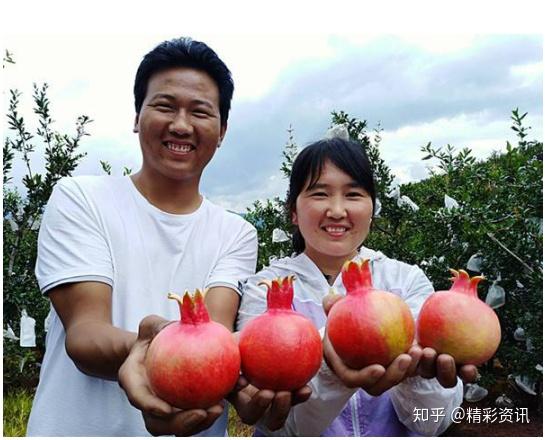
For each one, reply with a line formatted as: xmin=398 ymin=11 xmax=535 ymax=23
xmin=169 ymin=111 xmax=193 ymax=135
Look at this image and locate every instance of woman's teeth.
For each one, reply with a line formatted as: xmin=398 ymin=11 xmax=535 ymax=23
xmin=325 ymin=226 xmax=347 ymax=233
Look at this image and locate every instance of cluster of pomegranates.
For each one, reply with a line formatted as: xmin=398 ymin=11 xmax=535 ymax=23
xmin=145 ymin=259 xmax=501 ymax=409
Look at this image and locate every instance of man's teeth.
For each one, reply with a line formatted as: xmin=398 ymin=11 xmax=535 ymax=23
xmin=166 ymin=143 xmax=192 ymax=153
xmin=325 ymin=226 xmax=347 ymax=233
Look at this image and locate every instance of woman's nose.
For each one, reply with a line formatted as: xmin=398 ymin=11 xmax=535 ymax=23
xmin=326 ymin=198 xmax=347 ymax=218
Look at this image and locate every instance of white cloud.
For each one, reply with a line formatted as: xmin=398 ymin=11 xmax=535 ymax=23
xmin=4 ymin=32 xmax=542 ymax=214
xmin=510 ymin=62 xmax=543 ymax=87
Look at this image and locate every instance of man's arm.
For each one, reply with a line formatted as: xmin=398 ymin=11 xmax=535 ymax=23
xmin=48 ymin=281 xmax=136 ymax=380
xmin=50 ymin=280 xmax=226 ymax=436
xmin=204 ymin=286 xmax=240 ymax=331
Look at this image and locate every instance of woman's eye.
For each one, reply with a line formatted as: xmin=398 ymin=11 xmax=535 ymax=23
xmin=347 ymin=192 xmax=365 ymax=198
xmin=310 ymin=191 xmax=328 ymax=197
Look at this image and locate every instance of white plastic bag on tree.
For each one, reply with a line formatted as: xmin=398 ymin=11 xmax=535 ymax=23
xmin=485 ymin=282 xmax=505 ymax=309
xmin=464 ymin=383 xmax=488 ymax=402
xmin=387 ymin=186 xmax=400 ymax=199
xmin=272 ymin=228 xmax=290 ymax=243
xmin=3 ymin=325 xmax=19 ymax=341
xmin=444 ymin=194 xmax=460 ymax=210
xmin=397 ymin=195 xmax=419 ymax=212
xmin=374 ymin=198 xmax=382 ymax=217
xmin=20 ymin=309 xmax=36 ymax=347
xmin=325 ymin=124 xmax=349 ymax=140
xmin=514 ymin=375 xmax=537 ymax=395
xmin=466 ymin=254 xmax=483 ymax=272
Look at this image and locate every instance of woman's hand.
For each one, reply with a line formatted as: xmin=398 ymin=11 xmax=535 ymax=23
xmin=118 ymin=315 xmax=224 ymax=436
xmin=416 ymin=346 xmax=478 ymax=388
xmin=323 ymin=290 xmax=478 ymax=392
xmin=323 ymin=333 xmax=422 ymax=395
xmin=322 ymin=291 xmax=422 ymax=395
xmin=229 ymin=376 xmax=312 ymax=431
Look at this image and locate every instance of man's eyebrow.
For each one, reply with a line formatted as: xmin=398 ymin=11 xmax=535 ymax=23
xmin=149 ymin=94 xmax=215 ymax=109
xmin=191 ymin=99 xmax=215 ymax=109
xmin=150 ymin=93 xmax=176 ymax=100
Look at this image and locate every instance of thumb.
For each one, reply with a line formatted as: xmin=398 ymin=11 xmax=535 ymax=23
xmin=322 ymin=291 xmax=343 ymax=316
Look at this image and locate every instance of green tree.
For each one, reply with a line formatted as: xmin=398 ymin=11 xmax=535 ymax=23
xmin=3 ymin=69 xmax=92 ymax=388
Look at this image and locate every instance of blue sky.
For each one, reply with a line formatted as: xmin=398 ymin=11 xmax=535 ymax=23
xmin=4 ymin=4 xmax=543 ymax=212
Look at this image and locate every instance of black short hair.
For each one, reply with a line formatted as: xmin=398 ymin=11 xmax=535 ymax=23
xmin=133 ymin=37 xmax=233 ymax=126
xmin=286 ymin=137 xmax=376 ymax=254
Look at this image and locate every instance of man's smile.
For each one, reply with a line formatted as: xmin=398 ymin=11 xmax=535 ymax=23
xmin=163 ymin=141 xmax=195 ymax=154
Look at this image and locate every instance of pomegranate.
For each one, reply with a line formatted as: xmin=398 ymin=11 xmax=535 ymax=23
xmin=326 ymin=259 xmax=415 ymax=369
xmin=416 ymin=269 xmax=501 ymax=365
xmin=238 ymin=276 xmax=322 ymax=390
xmin=145 ymin=290 xmax=240 ymax=409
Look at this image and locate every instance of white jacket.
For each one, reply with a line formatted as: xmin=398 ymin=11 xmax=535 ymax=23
xmin=237 ymin=246 xmax=463 ymax=436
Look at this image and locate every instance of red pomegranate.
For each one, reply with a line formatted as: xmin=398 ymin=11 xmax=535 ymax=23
xmin=326 ymin=259 xmax=415 ymax=369
xmin=238 ymin=276 xmax=322 ymax=390
xmin=145 ymin=290 xmax=240 ymax=409
xmin=416 ymin=269 xmax=501 ymax=365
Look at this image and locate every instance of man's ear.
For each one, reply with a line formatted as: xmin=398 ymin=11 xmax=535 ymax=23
xmin=218 ymin=122 xmax=228 ymax=147
xmin=133 ymin=114 xmax=139 ymax=133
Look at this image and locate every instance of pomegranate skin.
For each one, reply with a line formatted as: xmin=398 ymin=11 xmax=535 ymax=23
xmin=416 ymin=269 xmax=501 ymax=365
xmin=239 ymin=276 xmax=323 ymax=391
xmin=145 ymin=290 xmax=240 ymax=409
xmin=326 ymin=259 xmax=415 ymax=369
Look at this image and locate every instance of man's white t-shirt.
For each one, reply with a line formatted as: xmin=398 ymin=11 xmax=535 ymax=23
xmin=26 ymin=175 xmax=258 ymax=437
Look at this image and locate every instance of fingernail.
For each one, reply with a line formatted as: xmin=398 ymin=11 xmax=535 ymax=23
xmin=372 ymin=368 xmax=383 ymax=378
xmin=187 ymin=413 xmax=205 ymax=426
xmin=399 ymin=358 xmax=411 ymax=371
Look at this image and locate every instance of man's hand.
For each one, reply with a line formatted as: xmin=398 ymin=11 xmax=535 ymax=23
xmin=416 ymin=346 xmax=478 ymax=388
xmin=118 ymin=315 xmax=224 ymax=436
xmin=229 ymin=376 xmax=312 ymax=432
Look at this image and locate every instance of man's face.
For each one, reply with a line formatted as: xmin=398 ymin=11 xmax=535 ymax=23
xmin=134 ymin=67 xmax=226 ymax=183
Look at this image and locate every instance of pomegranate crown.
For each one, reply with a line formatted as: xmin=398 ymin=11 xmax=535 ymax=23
xmin=168 ymin=289 xmax=210 ymax=325
xmin=342 ymin=258 xmax=373 ymax=294
xmin=448 ymin=269 xmax=485 ymax=297
xmin=258 ymin=275 xmax=295 ymax=310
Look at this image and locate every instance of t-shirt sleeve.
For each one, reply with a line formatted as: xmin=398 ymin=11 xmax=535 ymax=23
xmin=35 ymin=178 xmax=114 ymax=294
xmin=205 ymin=220 xmax=258 ymax=295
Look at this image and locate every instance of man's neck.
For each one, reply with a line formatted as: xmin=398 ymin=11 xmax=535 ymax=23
xmin=130 ymin=171 xmax=203 ymax=215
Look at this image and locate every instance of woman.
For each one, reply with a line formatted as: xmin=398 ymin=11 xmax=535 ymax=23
xmin=236 ymin=132 xmax=476 ymax=436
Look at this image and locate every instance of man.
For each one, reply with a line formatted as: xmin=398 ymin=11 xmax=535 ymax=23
xmin=27 ymin=37 xmax=264 ymax=436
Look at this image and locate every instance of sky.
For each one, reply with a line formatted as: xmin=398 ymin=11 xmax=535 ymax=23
xmin=3 ymin=3 xmax=544 ymax=213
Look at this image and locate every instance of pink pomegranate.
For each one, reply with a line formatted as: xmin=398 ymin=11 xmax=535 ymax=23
xmin=145 ymin=290 xmax=240 ymax=409
xmin=416 ymin=269 xmax=501 ymax=365
xmin=238 ymin=276 xmax=322 ymax=390
xmin=326 ymin=259 xmax=415 ymax=369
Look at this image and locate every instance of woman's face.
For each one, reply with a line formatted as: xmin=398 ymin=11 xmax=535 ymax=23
xmin=292 ymin=160 xmax=374 ymax=266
